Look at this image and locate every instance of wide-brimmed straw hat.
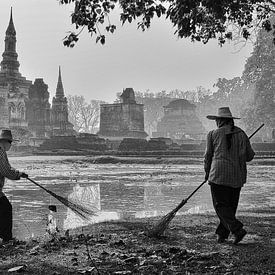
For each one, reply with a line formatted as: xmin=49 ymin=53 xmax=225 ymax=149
xmin=0 ymin=129 xmax=18 ymax=142
xmin=206 ymin=107 xmax=240 ymax=120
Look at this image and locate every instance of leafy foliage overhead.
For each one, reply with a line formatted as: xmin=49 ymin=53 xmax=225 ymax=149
xmin=60 ymin=0 xmax=275 ymax=46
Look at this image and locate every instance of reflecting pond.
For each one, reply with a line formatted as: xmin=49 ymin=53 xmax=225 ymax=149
xmin=4 ymin=155 xmax=275 ymax=240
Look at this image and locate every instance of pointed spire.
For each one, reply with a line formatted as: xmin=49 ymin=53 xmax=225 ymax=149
xmin=56 ymin=66 xmax=65 ymax=97
xmin=1 ymin=7 xmax=19 ymax=73
xmin=6 ymin=7 xmax=16 ymax=35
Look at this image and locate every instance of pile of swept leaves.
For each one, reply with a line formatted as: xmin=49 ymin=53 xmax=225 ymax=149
xmin=0 ymin=214 xmax=273 ymax=274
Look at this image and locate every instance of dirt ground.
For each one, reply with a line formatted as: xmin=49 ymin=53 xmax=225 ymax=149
xmin=0 ymin=211 xmax=273 ymax=275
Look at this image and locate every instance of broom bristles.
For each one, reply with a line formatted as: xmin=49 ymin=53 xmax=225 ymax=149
xmin=27 ymin=178 xmax=96 ymax=220
xmin=148 ymin=198 xmax=189 ymax=237
xmin=56 ymin=194 xmax=96 ymax=220
xmin=148 ymin=209 xmax=177 ymax=237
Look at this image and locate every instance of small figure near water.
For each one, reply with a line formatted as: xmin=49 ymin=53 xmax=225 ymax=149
xmin=0 ymin=129 xmax=28 ymax=243
xmin=204 ymin=107 xmax=255 ymax=244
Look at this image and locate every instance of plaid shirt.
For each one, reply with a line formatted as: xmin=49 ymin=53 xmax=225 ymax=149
xmin=204 ymin=125 xmax=255 ymax=188
xmin=0 ymin=147 xmax=20 ymax=198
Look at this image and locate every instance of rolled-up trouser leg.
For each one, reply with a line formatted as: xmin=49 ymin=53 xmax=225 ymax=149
xmin=210 ymin=183 xmax=243 ymax=236
xmin=0 ymin=196 xmax=13 ymax=241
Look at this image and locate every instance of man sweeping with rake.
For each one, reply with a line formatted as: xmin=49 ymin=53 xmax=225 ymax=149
xmin=0 ymin=129 xmax=28 ymax=244
xmin=204 ymin=107 xmax=255 ymax=244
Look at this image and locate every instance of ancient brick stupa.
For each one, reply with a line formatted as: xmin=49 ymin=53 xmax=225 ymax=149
xmin=26 ymin=78 xmax=51 ymax=139
xmin=0 ymin=9 xmax=75 ymax=145
xmin=51 ymin=66 xmax=74 ymax=136
xmin=0 ymin=8 xmax=32 ymax=129
xmin=152 ymin=99 xmax=206 ymax=140
xmin=97 ymin=88 xmax=148 ymax=140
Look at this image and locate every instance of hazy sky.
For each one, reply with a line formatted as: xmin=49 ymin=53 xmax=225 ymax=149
xmin=0 ymin=0 xmax=254 ymax=103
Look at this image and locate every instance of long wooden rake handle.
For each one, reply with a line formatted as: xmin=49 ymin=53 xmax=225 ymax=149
xmin=177 ymin=123 xmax=265 ymax=208
xmin=248 ymin=123 xmax=264 ymax=139
xmin=27 ymin=177 xmax=55 ymax=195
xmin=26 ymin=177 xmax=63 ymax=201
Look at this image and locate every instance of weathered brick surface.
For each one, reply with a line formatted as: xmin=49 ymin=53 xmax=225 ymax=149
xmin=118 ymin=138 xmax=148 ymax=151
xmin=0 ymin=87 xmax=9 ymax=128
xmin=98 ymin=88 xmax=147 ymax=139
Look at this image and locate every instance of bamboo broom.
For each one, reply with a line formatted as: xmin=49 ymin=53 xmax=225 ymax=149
xmin=148 ymin=123 xmax=264 ymax=237
xmin=27 ymin=177 xmax=96 ymax=220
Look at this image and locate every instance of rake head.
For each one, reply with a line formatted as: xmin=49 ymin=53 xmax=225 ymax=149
xmin=147 ymin=210 xmax=177 ymax=238
xmin=56 ymin=194 xmax=97 ymax=220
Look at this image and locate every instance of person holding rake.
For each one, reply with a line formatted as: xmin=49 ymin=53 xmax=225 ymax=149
xmin=204 ymin=107 xmax=255 ymax=244
xmin=0 ymin=129 xmax=28 ymax=244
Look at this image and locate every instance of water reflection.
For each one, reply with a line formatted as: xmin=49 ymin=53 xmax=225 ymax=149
xmin=63 ymin=182 xmax=179 ymax=229
xmin=135 ymin=184 xmax=165 ymax=218
xmin=3 ymin=156 xmax=274 ymax=239
xmin=63 ymin=184 xmax=120 ymax=230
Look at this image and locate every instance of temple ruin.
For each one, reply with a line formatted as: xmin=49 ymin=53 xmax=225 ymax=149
xmin=51 ymin=67 xmax=74 ymax=136
xmin=0 ymin=9 xmax=74 ymax=145
xmin=152 ymin=99 xmax=206 ymax=140
xmin=26 ymin=78 xmax=52 ymax=140
xmin=0 ymin=9 xmax=32 ymax=130
xmin=97 ymin=88 xmax=148 ymax=140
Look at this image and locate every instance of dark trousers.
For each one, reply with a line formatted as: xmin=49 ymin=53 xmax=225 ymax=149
xmin=210 ymin=183 xmax=243 ymax=238
xmin=0 ymin=196 xmax=13 ymax=241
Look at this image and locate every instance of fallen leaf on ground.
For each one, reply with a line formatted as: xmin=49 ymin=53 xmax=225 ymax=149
xmin=8 ymin=265 xmax=25 ymax=272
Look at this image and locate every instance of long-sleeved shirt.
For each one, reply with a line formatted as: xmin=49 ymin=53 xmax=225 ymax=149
xmin=204 ymin=125 xmax=255 ymax=188
xmin=0 ymin=147 xmax=20 ymax=198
